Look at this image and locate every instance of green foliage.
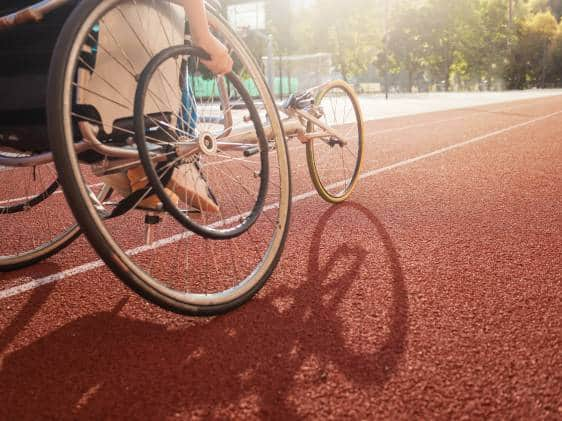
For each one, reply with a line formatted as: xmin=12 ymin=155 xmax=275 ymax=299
xmin=473 ymin=0 xmax=512 ymax=84
xmin=505 ymin=10 xmax=559 ymax=88
xmin=383 ymin=0 xmax=562 ymax=90
xmin=421 ymin=0 xmax=481 ymax=90
xmin=294 ymin=0 xmax=382 ymax=81
xmin=547 ymin=25 xmax=562 ymax=83
xmin=382 ymin=5 xmax=427 ymax=91
xmin=222 ymin=0 xmax=562 ymax=91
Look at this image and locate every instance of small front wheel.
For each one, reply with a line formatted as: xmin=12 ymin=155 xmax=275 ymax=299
xmin=306 ymin=80 xmax=364 ymax=203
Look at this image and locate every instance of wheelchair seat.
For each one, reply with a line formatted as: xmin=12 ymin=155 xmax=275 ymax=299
xmin=0 ymin=1 xmax=76 ymax=152
xmin=0 ymin=0 xmax=184 ymax=153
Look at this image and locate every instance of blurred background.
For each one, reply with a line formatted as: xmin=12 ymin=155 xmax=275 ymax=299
xmin=219 ymin=0 xmax=562 ymax=97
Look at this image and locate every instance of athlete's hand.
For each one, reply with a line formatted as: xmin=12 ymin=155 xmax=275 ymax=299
xmin=195 ymin=33 xmax=233 ymax=75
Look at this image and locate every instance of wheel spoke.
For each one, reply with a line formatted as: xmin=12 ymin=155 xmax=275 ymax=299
xmin=44 ymin=0 xmax=290 ymax=314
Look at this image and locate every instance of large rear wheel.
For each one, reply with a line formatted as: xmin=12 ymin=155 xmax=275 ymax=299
xmin=48 ymin=0 xmax=291 ymax=316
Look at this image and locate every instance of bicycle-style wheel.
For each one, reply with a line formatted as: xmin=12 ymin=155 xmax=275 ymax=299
xmin=306 ymin=80 xmax=364 ymax=203
xmin=0 ymin=158 xmax=80 ymax=272
xmin=134 ymin=46 xmax=269 ymax=240
xmin=48 ymin=0 xmax=291 ymax=316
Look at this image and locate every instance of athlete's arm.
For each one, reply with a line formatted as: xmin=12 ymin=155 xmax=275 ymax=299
xmin=183 ymin=0 xmax=233 ymax=75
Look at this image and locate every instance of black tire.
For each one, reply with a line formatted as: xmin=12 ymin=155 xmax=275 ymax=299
xmin=48 ymin=0 xmax=292 ymax=316
xmin=1 ymin=180 xmax=58 ymax=214
xmin=0 ymin=227 xmax=79 ymax=272
xmin=134 ymin=45 xmax=269 ymax=240
xmin=0 ymin=164 xmax=80 ymax=272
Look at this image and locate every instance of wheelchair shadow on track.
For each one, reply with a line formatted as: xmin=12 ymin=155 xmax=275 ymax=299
xmin=0 ymin=263 xmax=60 ymax=355
xmin=0 ymin=203 xmax=409 ymax=420
xmin=0 ymin=262 xmax=62 ymax=283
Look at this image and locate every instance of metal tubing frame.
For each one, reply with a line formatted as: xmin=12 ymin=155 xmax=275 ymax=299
xmin=0 ymin=0 xmax=222 ymax=27
xmin=0 ymin=0 xmax=228 ymax=169
xmin=0 ymin=102 xmax=340 ymax=168
xmin=0 ymin=0 xmax=71 ymax=31
xmin=1 ymin=1 xmax=343 ymax=169
xmin=0 ymin=142 xmax=90 ymax=167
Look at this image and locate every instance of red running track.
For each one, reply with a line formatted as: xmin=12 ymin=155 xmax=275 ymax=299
xmin=0 ymin=95 xmax=561 ymax=419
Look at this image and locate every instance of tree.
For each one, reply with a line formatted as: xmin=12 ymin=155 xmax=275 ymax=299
xmin=418 ymin=0 xmax=481 ymax=91
xmin=385 ymin=5 xmax=427 ymax=92
xmin=530 ymin=0 xmax=562 ymax=18
xmin=505 ymin=11 xmax=558 ymax=88
xmin=546 ymin=24 xmax=562 ymax=84
xmin=296 ymin=0 xmax=383 ymax=82
xmin=222 ymin=0 xmax=562 ymax=91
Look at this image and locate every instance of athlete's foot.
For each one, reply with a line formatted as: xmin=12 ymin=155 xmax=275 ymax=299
xmin=168 ymin=162 xmax=220 ymax=213
xmin=127 ymin=166 xmax=179 ymax=211
xmin=127 ymin=163 xmax=219 ymax=213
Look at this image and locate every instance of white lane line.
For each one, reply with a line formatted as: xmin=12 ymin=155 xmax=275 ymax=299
xmin=365 ymin=97 xmax=559 ymax=137
xmin=1 ymin=108 xmax=561 ymax=301
xmin=0 ymin=261 xmax=107 ymax=299
xmin=103 ymin=98 xmax=549 ymax=176
xmin=275 ymin=97 xmax=558 ymax=160
xmin=356 ymin=109 xmax=562 ymax=183
xmin=0 ymin=192 xmax=60 ymax=206
xmin=0 ymin=116 xmax=455 ymax=202
xmin=0 ymin=97 xmax=548 ymax=184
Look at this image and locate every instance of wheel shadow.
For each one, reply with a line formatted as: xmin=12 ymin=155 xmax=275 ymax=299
xmin=305 ymin=202 xmax=409 ymax=387
xmin=0 ymin=203 xmax=409 ymax=420
xmin=0 ymin=262 xmax=62 ymax=282
xmin=0 ymin=283 xmax=57 ymax=355
xmin=0 ymin=262 xmax=60 ymax=354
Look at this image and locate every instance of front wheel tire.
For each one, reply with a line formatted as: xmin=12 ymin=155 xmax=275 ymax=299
xmin=306 ymin=80 xmax=365 ymax=204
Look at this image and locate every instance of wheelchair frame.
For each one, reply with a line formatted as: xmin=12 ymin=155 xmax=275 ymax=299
xmin=0 ymin=0 xmax=364 ymax=315
xmin=0 ymin=0 xmax=356 ymax=171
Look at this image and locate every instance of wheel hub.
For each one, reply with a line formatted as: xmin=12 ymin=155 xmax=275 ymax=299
xmin=198 ymin=132 xmax=218 ymax=156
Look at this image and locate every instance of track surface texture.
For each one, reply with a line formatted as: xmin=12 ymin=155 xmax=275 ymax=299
xmin=1 ymin=95 xmax=561 ymax=420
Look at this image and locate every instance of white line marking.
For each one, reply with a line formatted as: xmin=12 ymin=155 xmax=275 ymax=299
xmin=1 ymin=108 xmax=561 ymax=301
xmin=0 ymin=98 xmax=546 ymax=185
xmin=0 ymin=96 xmax=554 ymax=202
xmin=274 ymin=97 xmax=556 ymax=156
xmin=358 ymin=109 xmax=562 ymax=180
xmin=0 ymin=261 xmax=107 ymax=299
xmin=365 ymin=97 xmax=557 ymax=136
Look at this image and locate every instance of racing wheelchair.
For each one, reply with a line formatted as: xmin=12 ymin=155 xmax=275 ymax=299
xmin=0 ymin=0 xmax=364 ymax=315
